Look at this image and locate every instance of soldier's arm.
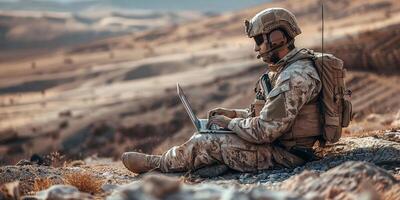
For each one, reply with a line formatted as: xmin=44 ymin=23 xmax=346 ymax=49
xmin=233 ymin=109 xmax=251 ymax=118
xmin=228 ymin=69 xmax=320 ymax=144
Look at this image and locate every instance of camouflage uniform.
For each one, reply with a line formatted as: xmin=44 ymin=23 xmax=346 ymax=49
xmin=159 ymin=48 xmax=322 ymax=172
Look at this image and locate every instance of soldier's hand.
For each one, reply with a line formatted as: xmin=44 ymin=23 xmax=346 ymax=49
xmin=207 ymin=115 xmax=232 ymax=129
xmin=208 ymin=108 xmax=236 ymax=119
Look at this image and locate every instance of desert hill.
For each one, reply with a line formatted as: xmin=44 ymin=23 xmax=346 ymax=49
xmin=0 ymin=10 xmax=206 ymax=61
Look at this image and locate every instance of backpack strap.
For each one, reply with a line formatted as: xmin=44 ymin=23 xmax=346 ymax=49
xmin=253 ymin=72 xmax=273 ymax=100
xmin=282 ymin=48 xmax=327 ymax=147
xmin=284 ymin=48 xmax=315 ymax=66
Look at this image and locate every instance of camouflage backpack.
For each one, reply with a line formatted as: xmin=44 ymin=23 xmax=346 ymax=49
xmin=288 ymin=48 xmax=353 ymax=143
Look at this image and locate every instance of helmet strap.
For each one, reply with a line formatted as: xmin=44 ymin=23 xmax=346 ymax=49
xmin=258 ymin=38 xmax=294 ymax=61
xmin=267 ymin=39 xmax=294 ymax=57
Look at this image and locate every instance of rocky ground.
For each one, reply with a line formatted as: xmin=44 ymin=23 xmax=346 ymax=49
xmin=1 ymin=131 xmax=399 ymax=199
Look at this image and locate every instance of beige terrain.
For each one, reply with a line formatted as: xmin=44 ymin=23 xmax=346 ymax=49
xmin=0 ymin=0 xmax=400 ymax=199
xmin=0 ymin=9 xmax=205 ymax=61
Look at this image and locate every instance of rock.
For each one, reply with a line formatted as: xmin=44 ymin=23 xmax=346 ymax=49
xmin=106 ymin=181 xmax=152 ymax=200
xmin=108 ymin=173 xmax=303 ymax=200
xmin=372 ymin=143 xmax=400 ymax=165
xmin=390 ymin=110 xmax=400 ymax=127
xmin=101 ymin=184 xmax=119 ymax=193
xmin=268 ymin=174 xmax=279 ymax=180
xmin=16 ymin=160 xmax=32 ymax=166
xmin=0 ymin=181 xmax=20 ymax=200
xmin=67 ymin=160 xmax=86 ymax=167
xmin=282 ymin=161 xmax=399 ymax=199
xmin=175 ymin=182 xmax=304 ymax=200
xmin=22 ymin=185 xmax=93 ymax=200
xmin=249 ymin=187 xmax=303 ymax=200
xmin=141 ymin=174 xmax=181 ymax=199
xmin=383 ymin=131 xmax=400 ymax=143
xmin=108 ymin=174 xmax=181 ymax=199
xmin=293 ymin=167 xmax=302 ymax=173
xmin=32 ymin=154 xmax=52 ymax=166
xmin=192 ymin=164 xmax=229 ymax=178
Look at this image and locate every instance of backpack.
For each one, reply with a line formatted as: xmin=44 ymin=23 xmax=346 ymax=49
xmin=287 ymin=48 xmax=353 ymax=143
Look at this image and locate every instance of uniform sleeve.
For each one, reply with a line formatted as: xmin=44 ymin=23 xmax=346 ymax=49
xmin=228 ymin=69 xmax=320 ymax=144
xmin=233 ymin=109 xmax=250 ymax=118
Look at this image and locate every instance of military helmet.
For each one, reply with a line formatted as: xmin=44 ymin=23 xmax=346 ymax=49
xmin=245 ymin=8 xmax=301 ymax=39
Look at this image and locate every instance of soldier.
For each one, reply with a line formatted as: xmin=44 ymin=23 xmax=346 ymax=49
xmin=122 ymin=8 xmax=323 ymax=174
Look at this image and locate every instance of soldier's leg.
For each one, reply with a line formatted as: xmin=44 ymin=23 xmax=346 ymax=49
xmin=159 ymin=133 xmax=274 ymax=173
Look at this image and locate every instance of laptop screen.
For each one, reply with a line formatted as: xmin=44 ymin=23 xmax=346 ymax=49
xmin=177 ymin=83 xmax=201 ymax=131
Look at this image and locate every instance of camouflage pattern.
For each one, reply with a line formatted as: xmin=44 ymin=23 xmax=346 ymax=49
xmin=159 ymin=48 xmax=321 ymax=172
xmin=159 ymin=133 xmax=305 ymax=172
xmin=245 ymin=8 xmax=301 ymax=38
xmin=233 ymin=108 xmax=251 ymax=118
xmin=159 ymin=133 xmax=273 ymax=172
xmin=228 ymin=48 xmax=321 ymax=145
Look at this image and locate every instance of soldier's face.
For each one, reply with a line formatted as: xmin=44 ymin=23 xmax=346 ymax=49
xmin=253 ymin=37 xmax=274 ymax=64
xmin=253 ymin=30 xmax=287 ymax=64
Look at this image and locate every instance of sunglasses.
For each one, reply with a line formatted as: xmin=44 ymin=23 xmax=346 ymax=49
xmin=253 ymin=34 xmax=264 ymax=46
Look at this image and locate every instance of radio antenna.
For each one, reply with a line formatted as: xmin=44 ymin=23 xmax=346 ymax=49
xmin=321 ymin=0 xmax=324 ymax=65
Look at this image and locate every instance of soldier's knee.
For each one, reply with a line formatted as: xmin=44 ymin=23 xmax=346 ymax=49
xmin=189 ymin=134 xmax=205 ymax=142
xmin=189 ymin=134 xmax=211 ymax=147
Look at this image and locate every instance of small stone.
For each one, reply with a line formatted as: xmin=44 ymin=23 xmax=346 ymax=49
xmin=293 ymin=167 xmax=302 ymax=173
xmin=279 ymin=173 xmax=288 ymax=178
xmin=101 ymin=184 xmax=119 ymax=193
xmin=68 ymin=160 xmax=86 ymax=167
xmin=23 ymin=185 xmax=93 ymax=200
xmin=0 ymin=181 xmax=20 ymax=200
xmin=193 ymin=164 xmax=229 ymax=178
xmin=268 ymin=174 xmax=279 ymax=180
xmin=15 ymin=159 xmax=32 ymax=166
xmin=142 ymin=174 xmax=181 ymax=199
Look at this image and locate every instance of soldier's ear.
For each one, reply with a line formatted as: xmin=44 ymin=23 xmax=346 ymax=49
xmin=268 ymin=29 xmax=287 ymax=48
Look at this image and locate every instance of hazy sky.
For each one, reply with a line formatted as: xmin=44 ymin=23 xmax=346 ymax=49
xmin=0 ymin=0 xmax=271 ymax=12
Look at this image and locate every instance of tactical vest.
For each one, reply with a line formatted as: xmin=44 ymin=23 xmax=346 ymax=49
xmin=251 ymin=55 xmax=321 ymax=149
xmin=251 ymin=48 xmax=351 ymax=150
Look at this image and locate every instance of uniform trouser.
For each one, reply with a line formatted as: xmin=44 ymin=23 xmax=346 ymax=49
xmin=159 ymin=133 xmax=305 ymax=173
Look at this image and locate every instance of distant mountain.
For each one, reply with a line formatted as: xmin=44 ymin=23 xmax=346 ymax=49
xmin=0 ymin=0 xmax=271 ymax=58
xmin=0 ymin=0 xmax=271 ymax=13
xmin=0 ymin=9 xmax=205 ymax=58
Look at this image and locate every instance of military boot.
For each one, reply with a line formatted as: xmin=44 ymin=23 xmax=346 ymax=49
xmin=121 ymin=152 xmax=161 ymax=173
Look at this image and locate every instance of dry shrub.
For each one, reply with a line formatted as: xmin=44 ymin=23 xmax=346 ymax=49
xmin=32 ymin=177 xmax=53 ymax=192
xmin=48 ymin=152 xmax=66 ymax=167
xmin=64 ymin=172 xmax=103 ymax=194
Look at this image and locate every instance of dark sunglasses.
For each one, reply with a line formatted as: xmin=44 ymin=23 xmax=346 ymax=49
xmin=253 ymin=34 xmax=264 ymax=46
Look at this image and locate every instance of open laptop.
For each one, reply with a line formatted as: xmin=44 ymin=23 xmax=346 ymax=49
xmin=177 ymin=83 xmax=234 ymax=134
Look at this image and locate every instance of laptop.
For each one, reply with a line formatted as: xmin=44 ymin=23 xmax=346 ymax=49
xmin=177 ymin=83 xmax=234 ymax=134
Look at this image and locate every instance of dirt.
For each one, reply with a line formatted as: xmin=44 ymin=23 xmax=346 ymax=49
xmin=1 ymin=131 xmax=399 ymax=199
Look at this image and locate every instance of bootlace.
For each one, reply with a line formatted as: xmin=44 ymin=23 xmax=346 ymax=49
xmin=146 ymin=155 xmax=161 ymax=169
